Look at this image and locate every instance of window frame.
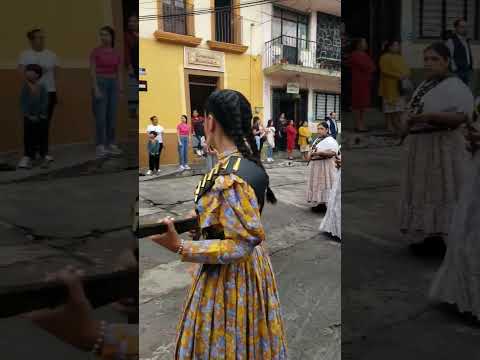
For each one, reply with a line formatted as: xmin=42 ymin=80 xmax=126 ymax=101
xmin=272 ymin=6 xmax=310 ymax=43
xmin=158 ymin=0 xmax=195 ymax=36
xmin=417 ymin=0 xmax=480 ymax=40
xmin=314 ymin=92 xmax=341 ymax=123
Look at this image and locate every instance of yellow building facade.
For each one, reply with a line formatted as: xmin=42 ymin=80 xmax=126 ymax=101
xmin=1 ymin=0 xmax=136 ymax=153
xmin=139 ymin=0 xmax=265 ymax=167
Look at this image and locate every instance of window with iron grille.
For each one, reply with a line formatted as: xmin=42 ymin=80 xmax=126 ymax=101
xmin=315 ymin=93 xmax=341 ymax=122
xmin=416 ymin=0 xmax=480 ymax=40
xmin=163 ymin=0 xmax=187 ymax=35
xmin=316 ymin=13 xmax=341 ymax=62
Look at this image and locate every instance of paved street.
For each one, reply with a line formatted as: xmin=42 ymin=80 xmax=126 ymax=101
xmin=139 ymin=161 xmax=341 ymax=360
xmin=342 ymin=138 xmax=480 ymax=360
xmin=0 ymin=143 xmax=138 ymax=359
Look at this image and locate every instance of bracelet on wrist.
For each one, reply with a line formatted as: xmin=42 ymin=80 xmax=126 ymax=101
xmin=177 ymin=239 xmax=185 ymax=255
xmin=91 ymin=320 xmax=107 ymax=355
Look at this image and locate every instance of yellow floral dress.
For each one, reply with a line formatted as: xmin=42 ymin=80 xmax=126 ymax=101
xmin=175 ymin=156 xmax=287 ymax=359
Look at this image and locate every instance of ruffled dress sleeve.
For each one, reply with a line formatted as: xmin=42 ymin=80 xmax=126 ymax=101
xmin=181 ymin=174 xmax=265 ymax=264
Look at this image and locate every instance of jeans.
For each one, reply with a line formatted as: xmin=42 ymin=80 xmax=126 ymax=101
xmin=93 ymin=77 xmax=118 ymax=147
xmin=255 ymin=136 xmax=261 ymax=150
xmin=24 ymin=117 xmax=49 ymax=158
xmin=149 ymin=143 xmax=163 ymax=171
xmin=178 ymin=136 xmax=189 ymax=166
xmin=266 ymin=145 xmax=274 ymax=159
xmin=149 ymin=154 xmax=160 ymax=171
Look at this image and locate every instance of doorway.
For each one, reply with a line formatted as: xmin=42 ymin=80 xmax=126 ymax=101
xmin=272 ymin=88 xmax=308 ymax=151
xmin=188 ymin=75 xmax=218 ymax=118
xmin=272 ymin=88 xmax=308 ymax=126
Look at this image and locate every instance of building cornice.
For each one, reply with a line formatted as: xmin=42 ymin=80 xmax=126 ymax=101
xmin=154 ymin=31 xmax=202 ymax=47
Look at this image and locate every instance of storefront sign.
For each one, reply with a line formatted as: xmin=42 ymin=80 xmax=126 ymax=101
xmin=184 ymin=47 xmax=225 ymax=72
xmin=286 ymin=82 xmax=300 ymax=94
xmin=139 ymin=80 xmax=148 ymax=92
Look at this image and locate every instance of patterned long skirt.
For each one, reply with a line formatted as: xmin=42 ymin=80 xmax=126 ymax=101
xmin=175 ymin=245 xmax=288 ymax=359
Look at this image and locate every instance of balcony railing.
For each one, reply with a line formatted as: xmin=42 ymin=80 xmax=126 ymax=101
xmin=214 ymin=9 xmax=243 ymax=44
xmin=162 ymin=1 xmax=194 ymax=36
xmin=264 ymin=35 xmax=341 ymax=73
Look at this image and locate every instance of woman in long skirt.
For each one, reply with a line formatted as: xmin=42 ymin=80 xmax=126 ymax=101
xmin=319 ymin=154 xmax=341 ymax=240
xmin=149 ymin=89 xmax=287 ymax=359
xmin=429 ymin=126 xmax=480 ymax=320
xmin=398 ymin=42 xmax=474 ymax=254
xmin=306 ymin=121 xmax=339 ymax=212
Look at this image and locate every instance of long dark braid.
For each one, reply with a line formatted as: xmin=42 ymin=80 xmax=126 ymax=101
xmin=206 ymin=89 xmax=277 ymax=204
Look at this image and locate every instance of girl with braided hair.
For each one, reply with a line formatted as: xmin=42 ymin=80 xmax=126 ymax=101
xmin=149 ymin=89 xmax=287 ymax=359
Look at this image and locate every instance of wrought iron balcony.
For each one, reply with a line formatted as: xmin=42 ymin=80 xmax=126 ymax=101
xmin=264 ymin=35 xmax=341 ymax=74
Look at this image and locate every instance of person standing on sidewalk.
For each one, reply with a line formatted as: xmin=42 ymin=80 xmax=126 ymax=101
xmin=286 ymin=119 xmax=297 ymax=160
xmin=379 ymin=40 xmax=411 ymax=133
xmin=90 ymin=26 xmax=124 ymax=159
xmin=446 ymin=19 xmax=474 ymax=87
xmin=265 ymin=119 xmax=276 ymax=162
xmin=191 ymin=110 xmax=205 ymax=156
xmin=349 ymin=38 xmax=375 ymax=132
xmin=18 ymin=28 xmax=59 ymax=163
xmin=298 ymin=120 xmax=311 ymax=161
xmin=146 ymin=131 xmax=160 ymax=175
xmin=176 ymin=115 xmax=191 ymax=171
xmin=18 ymin=64 xmax=49 ymax=169
xmin=306 ymin=121 xmax=339 ymax=212
xmin=146 ymin=116 xmax=164 ymax=171
xmin=325 ymin=112 xmax=339 ymax=139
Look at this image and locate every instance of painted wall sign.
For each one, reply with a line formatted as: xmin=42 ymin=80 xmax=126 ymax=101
xmin=184 ymin=47 xmax=225 ymax=73
xmin=286 ymin=82 xmax=300 ymax=94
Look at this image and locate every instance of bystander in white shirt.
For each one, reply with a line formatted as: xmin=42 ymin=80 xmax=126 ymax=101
xmin=18 ymin=49 xmax=58 ymax=92
xmin=147 ymin=124 xmax=164 ymax=143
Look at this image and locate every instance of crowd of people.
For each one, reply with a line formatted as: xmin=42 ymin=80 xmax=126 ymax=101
xmin=146 ymin=108 xmax=340 ymax=174
xmin=342 ymin=17 xmax=480 ymax=322
xmin=16 ymin=15 xmax=139 ymax=170
xmin=345 ymin=18 xmax=475 ymax=134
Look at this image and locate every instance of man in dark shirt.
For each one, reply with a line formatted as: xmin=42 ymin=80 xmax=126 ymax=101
xmin=191 ymin=110 xmax=205 ymax=156
xmin=325 ymin=112 xmax=338 ymax=139
xmin=446 ymin=18 xmax=474 ymax=86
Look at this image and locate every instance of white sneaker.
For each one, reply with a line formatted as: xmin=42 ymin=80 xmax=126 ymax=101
xmin=96 ymin=145 xmax=107 ymax=159
xmin=146 ymin=170 xmax=153 ymax=176
xmin=45 ymin=154 xmax=54 ymax=162
xmin=184 ymin=164 xmax=191 ymax=170
xmin=156 ymin=169 xmax=161 ymax=173
xmin=195 ymin=149 xmax=203 ymax=156
xmin=107 ymin=144 xmax=123 ymax=155
xmin=17 ymin=156 xmax=32 ymax=169
xmin=178 ymin=165 xmax=185 ymax=171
